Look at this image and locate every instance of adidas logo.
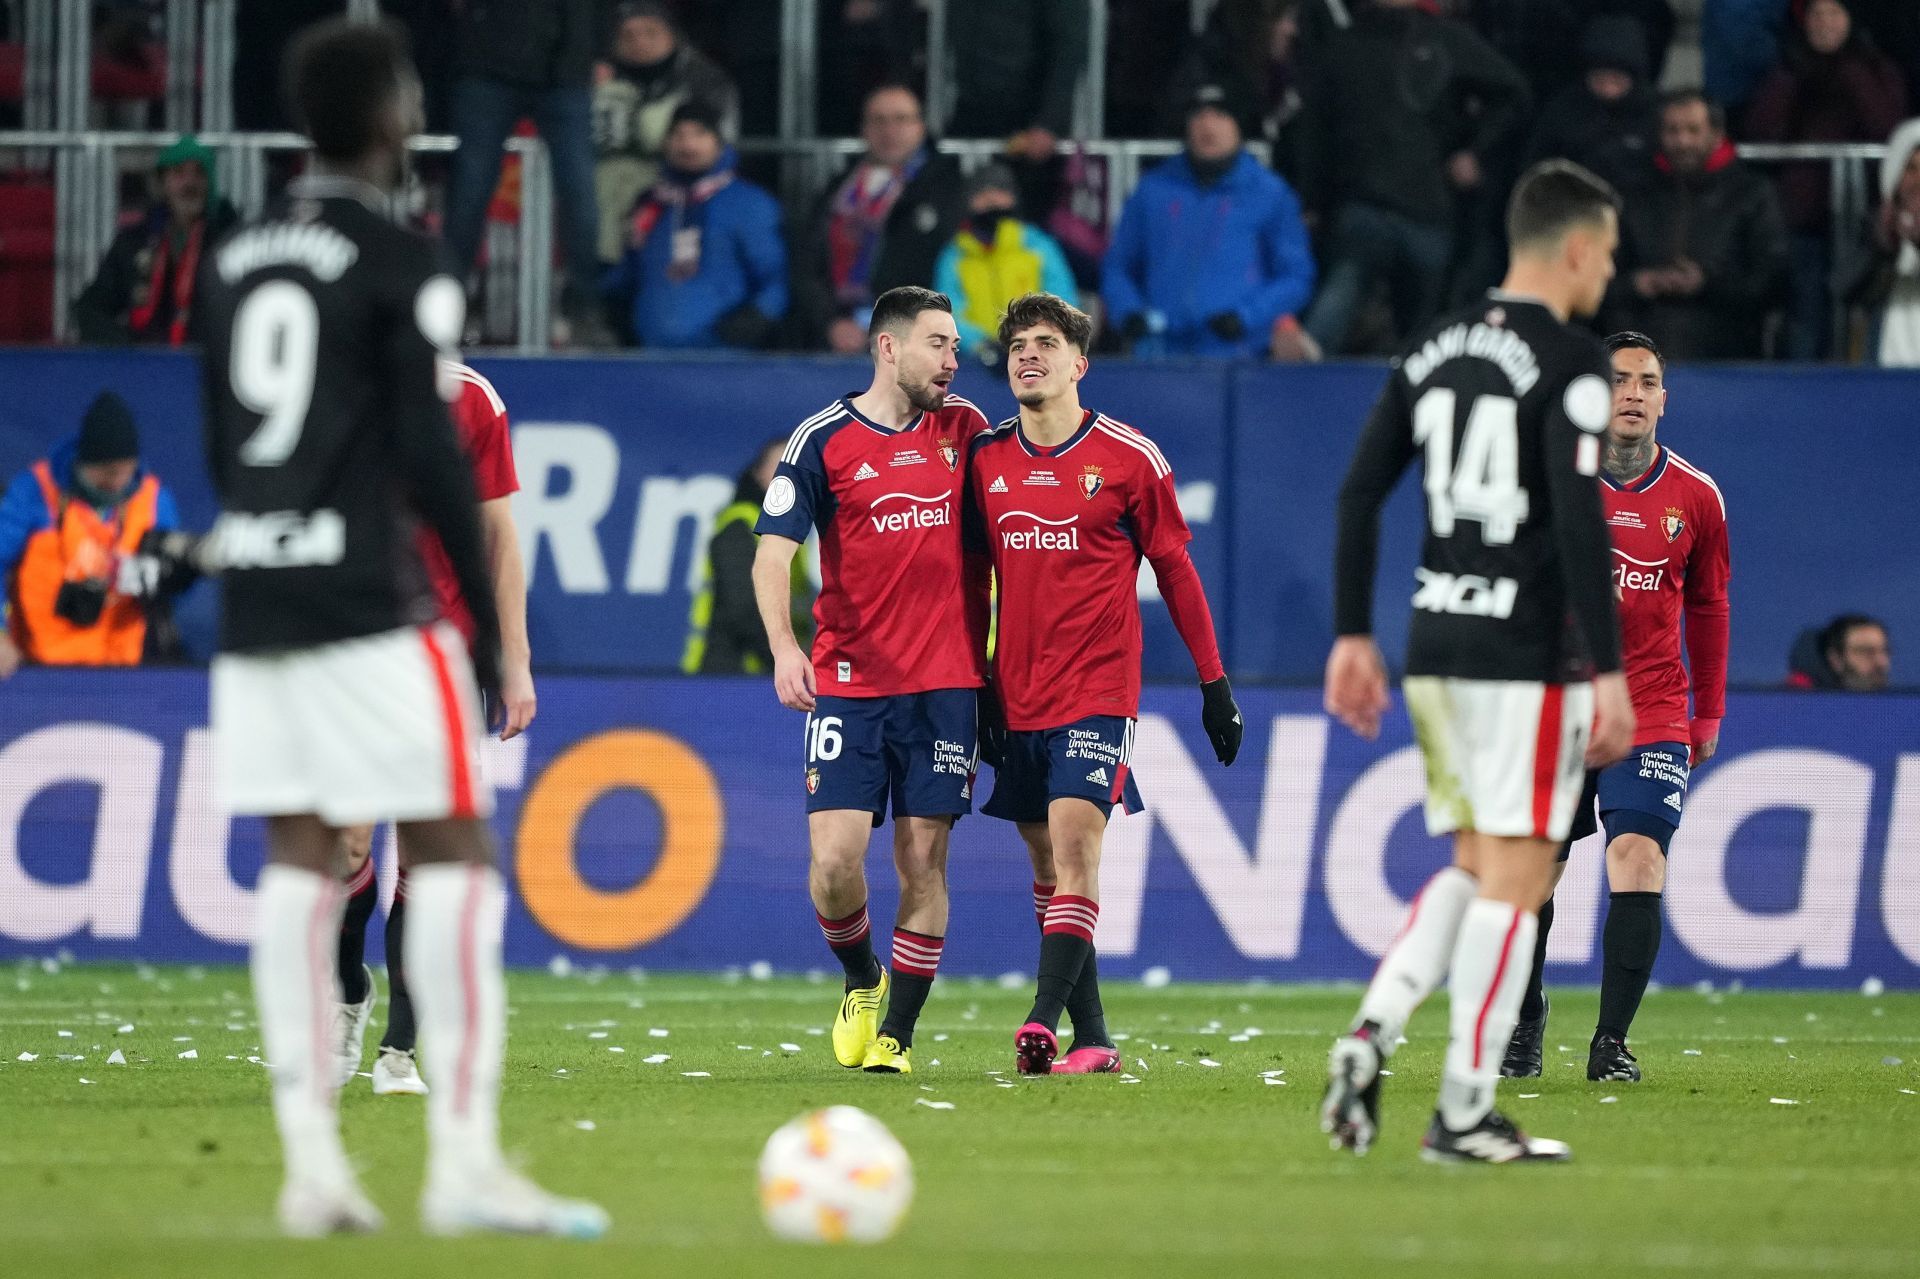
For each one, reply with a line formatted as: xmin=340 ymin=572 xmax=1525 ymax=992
xmin=854 ymin=462 xmax=880 ymax=481
xmin=1663 ymin=791 xmax=1682 ymax=812
xmin=989 ymin=475 xmax=1008 ymax=493
xmin=1086 ymin=767 xmax=1109 ymax=785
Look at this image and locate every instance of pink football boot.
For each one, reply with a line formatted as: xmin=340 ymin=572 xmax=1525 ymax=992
xmin=1014 ymin=1022 xmax=1059 ymax=1075
xmin=1052 ymin=1044 xmax=1122 ymax=1074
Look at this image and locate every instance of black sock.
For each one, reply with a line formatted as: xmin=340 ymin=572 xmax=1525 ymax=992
xmin=1596 ymin=891 xmax=1662 ymax=1041
xmin=881 ymin=974 xmax=932 ymax=1047
xmin=337 ymin=864 xmax=377 ymax=1004
xmin=1066 ymin=950 xmax=1110 ymax=1047
xmin=1520 ymin=896 xmax=1555 ymax=1020
xmin=1026 ymin=931 xmax=1092 ymax=1033
xmin=378 ymin=889 xmax=417 ymax=1053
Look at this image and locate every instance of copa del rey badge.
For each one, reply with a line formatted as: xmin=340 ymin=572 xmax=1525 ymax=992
xmin=1663 ymin=506 xmax=1686 ymax=543
xmin=937 ymin=436 xmax=958 ymax=471
xmin=1079 ymin=464 xmax=1104 ymax=499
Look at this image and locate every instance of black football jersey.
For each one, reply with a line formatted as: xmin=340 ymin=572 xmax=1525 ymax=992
xmin=199 ymin=175 xmax=495 ymax=654
xmin=1335 ymin=292 xmax=1622 ymax=681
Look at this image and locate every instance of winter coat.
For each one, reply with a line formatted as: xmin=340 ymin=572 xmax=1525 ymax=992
xmin=604 ymin=151 xmax=788 ymax=351
xmin=592 ymin=45 xmax=741 ymax=261
xmin=1295 ymin=3 xmax=1530 ymax=228
xmin=1527 ymin=83 xmax=1662 ymax=193
xmin=1606 ymin=142 xmax=1791 ymax=359
xmin=948 ymin=0 xmax=1091 ymax=138
xmin=73 ymin=198 xmax=240 ymax=346
xmin=1101 ymin=150 xmax=1316 ymax=358
xmin=1702 ymin=0 xmax=1791 ymax=116
xmin=934 ymin=215 xmax=1080 ymax=356
xmin=790 ymin=146 xmax=968 ymax=344
xmin=1744 ymin=31 xmax=1907 ymax=230
xmin=456 ymin=0 xmax=610 ymax=91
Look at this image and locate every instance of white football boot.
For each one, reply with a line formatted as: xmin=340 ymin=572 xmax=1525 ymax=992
xmin=371 ymin=1047 xmax=429 ymax=1096
xmin=277 ymin=1175 xmax=384 ymax=1237
xmin=334 ymin=965 xmax=375 ymax=1088
xmin=421 ymin=1163 xmax=610 ymax=1239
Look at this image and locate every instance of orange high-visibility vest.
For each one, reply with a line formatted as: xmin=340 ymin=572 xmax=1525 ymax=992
xmin=8 ymin=460 xmax=158 ymax=665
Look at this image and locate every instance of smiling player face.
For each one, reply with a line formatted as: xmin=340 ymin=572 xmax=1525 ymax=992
xmin=885 ymin=308 xmax=960 ymax=414
xmin=1609 ymin=346 xmax=1666 ymax=446
xmin=1005 ymin=323 xmax=1087 ymax=408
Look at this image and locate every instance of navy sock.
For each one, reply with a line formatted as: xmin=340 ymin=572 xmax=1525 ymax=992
xmin=337 ymin=859 xmax=376 ymax=1004
xmin=1520 ymin=895 xmax=1555 ymax=1021
xmin=1597 ymin=891 xmax=1662 ymax=1041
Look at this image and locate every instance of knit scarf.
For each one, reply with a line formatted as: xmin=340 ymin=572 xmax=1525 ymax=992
xmin=629 ymin=166 xmax=734 ymax=281
xmin=827 ymin=149 xmax=925 ymax=304
xmin=128 ymin=218 xmax=203 ymax=346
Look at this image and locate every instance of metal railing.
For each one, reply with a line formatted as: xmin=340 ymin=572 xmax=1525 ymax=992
xmin=0 ymin=129 xmax=1892 ymax=352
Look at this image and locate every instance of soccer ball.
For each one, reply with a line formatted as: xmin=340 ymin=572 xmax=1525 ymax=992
xmin=758 ymin=1105 xmax=914 ymax=1243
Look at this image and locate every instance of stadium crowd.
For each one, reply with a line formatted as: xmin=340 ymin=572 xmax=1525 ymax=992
xmin=21 ymin=0 xmax=1920 ymax=363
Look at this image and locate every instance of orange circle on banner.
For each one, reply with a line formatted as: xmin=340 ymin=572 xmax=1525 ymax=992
xmin=515 ymin=730 xmax=724 ymax=951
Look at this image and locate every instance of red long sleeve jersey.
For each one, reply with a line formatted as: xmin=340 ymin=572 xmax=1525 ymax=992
xmin=756 ymin=394 xmax=991 ymax=696
xmin=968 ymin=411 xmax=1198 ymax=730
xmin=420 ymin=363 xmax=521 ymax=644
xmin=1601 ymin=445 xmax=1730 ymax=747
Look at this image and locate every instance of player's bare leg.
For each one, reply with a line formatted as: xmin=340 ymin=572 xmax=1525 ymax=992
xmin=332 ymin=824 xmax=378 ymax=1087
xmin=1591 ymin=832 xmax=1666 ymax=1082
xmin=1018 ymin=798 xmax=1106 ymax=1075
xmin=253 ymin=813 xmax=382 ymax=1235
xmin=810 ymin=810 xmax=887 ymax=1067
xmin=1322 ymin=838 xmax=1480 ymax=1153
xmin=1418 ymin=832 xmax=1567 ymax=1163
xmin=865 ymin=817 xmax=951 ymax=1071
xmin=1021 ymin=822 xmax=1117 ymax=1073
xmin=400 ymin=818 xmax=607 ymax=1237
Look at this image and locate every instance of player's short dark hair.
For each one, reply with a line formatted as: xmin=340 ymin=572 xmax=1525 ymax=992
xmin=1822 ymin=613 xmax=1888 ymax=658
xmin=1660 ymin=88 xmax=1726 ymax=134
xmin=1606 ymin=330 xmax=1666 ymax=373
xmin=867 ymin=286 xmax=951 ymax=351
xmin=997 ymin=291 xmax=1095 ymax=353
xmin=1506 ymin=159 xmax=1622 ymax=252
xmin=284 ymin=18 xmax=413 ymax=161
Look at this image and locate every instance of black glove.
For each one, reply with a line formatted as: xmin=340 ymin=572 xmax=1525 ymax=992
xmin=977 ymin=680 xmax=1009 ymax=770
xmin=715 ymin=303 xmax=774 ymax=349
xmin=1120 ymin=312 xmax=1151 ymax=343
xmin=469 ymin=631 xmax=504 ymax=734
xmin=1200 ymin=676 xmax=1243 ymax=766
xmin=1206 ymin=310 xmax=1246 ymax=342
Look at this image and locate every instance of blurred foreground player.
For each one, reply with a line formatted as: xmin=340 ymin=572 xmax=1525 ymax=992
xmin=1321 ymin=160 xmax=1634 ymax=1163
xmin=752 ymin=287 xmax=992 ymax=1075
xmin=333 ymin=360 xmax=534 ymax=1097
xmin=200 ymin=20 xmax=604 ymax=1237
xmin=1502 ymin=331 xmax=1729 ymax=1083
xmin=968 ymin=292 xmax=1242 ymax=1076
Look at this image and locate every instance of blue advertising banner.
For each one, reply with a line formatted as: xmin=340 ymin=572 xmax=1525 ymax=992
xmin=3 ymin=669 xmax=1914 ymax=989
xmin=0 ymin=350 xmax=1915 ymax=683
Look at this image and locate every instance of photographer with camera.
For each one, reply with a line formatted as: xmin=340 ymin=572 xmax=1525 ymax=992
xmin=0 ymin=392 xmax=188 ymax=677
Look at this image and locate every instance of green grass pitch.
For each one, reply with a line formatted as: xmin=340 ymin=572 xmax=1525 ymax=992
xmin=2 ymin=961 xmax=1916 ymax=1277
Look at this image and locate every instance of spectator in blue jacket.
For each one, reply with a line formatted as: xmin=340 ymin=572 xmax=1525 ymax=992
xmin=1102 ymin=84 xmax=1316 ymax=359
xmin=604 ymin=100 xmax=788 ymax=349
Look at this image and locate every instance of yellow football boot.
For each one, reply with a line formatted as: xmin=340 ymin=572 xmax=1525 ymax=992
xmin=860 ymin=1033 xmax=911 ymax=1074
xmin=832 ymin=968 xmax=887 ymax=1068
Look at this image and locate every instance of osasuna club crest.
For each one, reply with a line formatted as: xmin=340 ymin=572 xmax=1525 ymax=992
xmin=1079 ymin=464 xmax=1104 ymax=499
xmin=937 ymin=436 xmax=958 ymax=471
xmin=1662 ymin=506 xmax=1685 ymax=543
xmin=805 ymin=767 xmax=820 ymax=795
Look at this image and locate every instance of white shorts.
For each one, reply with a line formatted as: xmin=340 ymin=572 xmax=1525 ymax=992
xmin=211 ymin=622 xmax=493 ymax=826
xmin=1402 ymin=676 xmax=1592 ymax=841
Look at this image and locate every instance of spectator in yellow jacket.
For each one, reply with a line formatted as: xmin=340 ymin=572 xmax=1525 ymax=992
xmin=934 ymin=163 xmax=1080 ymax=361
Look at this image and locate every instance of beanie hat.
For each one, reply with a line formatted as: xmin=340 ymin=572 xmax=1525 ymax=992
xmin=156 ymin=133 xmax=219 ymax=202
xmin=668 ymin=98 xmax=726 ymax=138
xmin=77 ymin=392 xmax=139 ymax=464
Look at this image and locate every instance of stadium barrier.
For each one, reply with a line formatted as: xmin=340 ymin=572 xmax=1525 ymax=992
xmin=1 ymin=669 xmax=1914 ymax=989
xmin=0 ymin=348 xmax=1915 ymax=686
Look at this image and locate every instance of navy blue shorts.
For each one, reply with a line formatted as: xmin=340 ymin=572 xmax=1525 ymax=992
xmin=983 ymin=716 xmax=1144 ymax=824
xmin=1562 ymin=740 xmax=1690 ymax=859
xmin=803 ymin=690 xmax=978 ymax=825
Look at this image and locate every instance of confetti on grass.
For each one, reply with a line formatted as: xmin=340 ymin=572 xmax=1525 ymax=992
xmin=913 ymin=1099 xmax=955 ymax=1111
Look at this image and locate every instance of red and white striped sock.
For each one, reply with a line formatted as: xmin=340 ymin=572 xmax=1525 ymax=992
xmin=1042 ymin=894 xmax=1099 ymax=941
xmin=406 ymin=862 xmax=509 ymax=1188
xmin=890 ymin=928 xmax=945 ymax=982
xmin=816 ymin=904 xmax=871 ymax=949
xmin=1439 ymin=899 xmax=1537 ymax=1131
xmin=1032 ymin=881 xmax=1054 ymax=930
xmin=251 ymin=864 xmax=353 ymax=1187
xmin=817 ymin=903 xmax=881 ymax=988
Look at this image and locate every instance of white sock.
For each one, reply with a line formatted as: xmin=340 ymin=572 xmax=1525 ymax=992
xmin=1354 ymin=866 xmax=1478 ymax=1053
xmin=405 ymin=861 xmax=508 ymax=1188
xmin=251 ymin=864 xmax=353 ymax=1186
xmin=1438 ymin=899 xmax=1538 ymax=1131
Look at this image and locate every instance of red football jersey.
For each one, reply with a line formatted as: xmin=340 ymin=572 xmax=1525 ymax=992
xmin=422 ymin=362 xmax=520 ymax=643
xmin=969 ymin=410 xmax=1193 ymax=730
xmin=756 ymin=394 xmax=991 ymax=696
xmin=1601 ymin=445 xmax=1729 ymax=748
